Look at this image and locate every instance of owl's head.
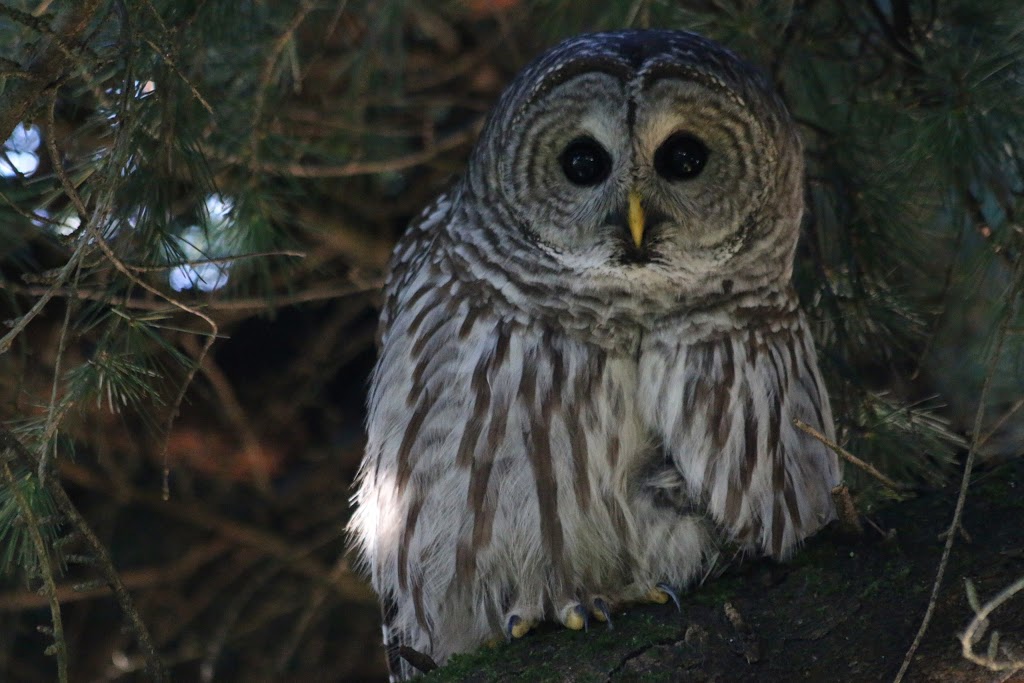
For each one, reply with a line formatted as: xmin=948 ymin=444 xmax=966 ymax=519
xmin=461 ymin=30 xmax=804 ymax=314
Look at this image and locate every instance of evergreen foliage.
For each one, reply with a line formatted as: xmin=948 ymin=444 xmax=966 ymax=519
xmin=0 ymin=1 xmax=1021 ymax=680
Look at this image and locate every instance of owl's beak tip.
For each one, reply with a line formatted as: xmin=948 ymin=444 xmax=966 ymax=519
xmin=628 ymin=190 xmax=645 ymax=249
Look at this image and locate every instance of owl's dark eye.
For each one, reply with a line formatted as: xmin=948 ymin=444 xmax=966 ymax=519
xmin=654 ymin=133 xmax=709 ymax=181
xmin=560 ymin=137 xmax=612 ymax=186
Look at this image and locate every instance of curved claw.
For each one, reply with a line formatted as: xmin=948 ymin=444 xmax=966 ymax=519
xmin=561 ymin=603 xmax=589 ymax=631
xmin=656 ymin=582 xmax=682 ymax=612
xmin=593 ymin=597 xmax=613 ymax=630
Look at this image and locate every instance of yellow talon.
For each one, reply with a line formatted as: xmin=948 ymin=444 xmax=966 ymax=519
xmin=591 ymin=608 xmax=607 ymax=622
xmin=563 ymin=605 xmax=587 ymax=631
xmin=645 ymin=588 xmax=670 ymax=604
xmin=510 ymin=618 xmax=534 ymax=639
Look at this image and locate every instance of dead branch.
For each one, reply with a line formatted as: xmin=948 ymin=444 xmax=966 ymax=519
xmin=794 ymin=418 xmax=912 ymax=492
xmin=0 ymin=541 xmax=229 ymax=611
xmin=58 ymin=461 xmax=373 ymax=603
xmin=960 ymin=575 xmax=1024 ymax=672
xmin=893 ymin=237 xmax=1024 ymax=683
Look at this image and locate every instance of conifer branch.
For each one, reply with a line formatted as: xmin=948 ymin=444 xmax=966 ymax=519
xmin=0 ymin=0 xmax=104 ymax=142
xmin=249 ymin=1 xmax=317 ymax=164
xmin=1 ymin=428 xmax=169 ymax=680
xmin=44 ymin=88 xmax=222 ymax=504
xmin=0 ymin=459 xmax=67 ymax=683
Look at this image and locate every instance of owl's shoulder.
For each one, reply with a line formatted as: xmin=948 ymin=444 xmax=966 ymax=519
xmin=387 ymin=192 xmax=454 ymax=288
xmin=379 ymin=192 xmax=457 ymax=336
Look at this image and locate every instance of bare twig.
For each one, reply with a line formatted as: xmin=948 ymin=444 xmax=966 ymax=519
xmin=180 ymin=335 xmax=269 ymax=491
xmin=46 ymin=470 xmax=170 ymax=681
xmin=960 ymin=575 xmax=1024 ymax=672
xmin=977 ymin=397 xmax=1024 ymax=450
xmin=58 ymin=462 xmax=372 ymax=602
xmin=893 ymin=242 xmax=1024 ymax=683
xmin=217 ymin=120 xmax=482 ymax=178
xmin=37 ymin=265 xmax=79 ymax=482
xmin=0 ymin=541 xmax=228 ymax=611
xmin=0 ymin=280 xmax=381 ymax=312
xmin=0 ymin=246 xmax=86 ymax=355
xmin=793 ymin=418 xmax=912 ymax=492
xmin=200 ymin=561 xmax=281 ymax=682
xmin=273 ymin=554 xmax=353 ymax=672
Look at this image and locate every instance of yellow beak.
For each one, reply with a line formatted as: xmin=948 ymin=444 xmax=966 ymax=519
xmin=628 ymin=190 xmax=645 ymax=249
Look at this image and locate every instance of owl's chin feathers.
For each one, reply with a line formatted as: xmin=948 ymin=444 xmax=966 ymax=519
xmin=465 ymin=250 xmax=801 ymax=351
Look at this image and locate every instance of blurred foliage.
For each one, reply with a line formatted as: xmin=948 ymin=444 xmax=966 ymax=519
xmin=0 ymin=0 xmax=1021 ymax=681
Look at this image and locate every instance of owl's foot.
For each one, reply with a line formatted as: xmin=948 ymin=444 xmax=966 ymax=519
xmin=646 ymin=583 xmax=682 ymax=611
xmin=559 ymin=602 xmax=590 ymax=631
xmin=505 ymin=614 xmax=537 ymax=640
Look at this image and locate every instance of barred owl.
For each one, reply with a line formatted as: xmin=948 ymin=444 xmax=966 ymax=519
xmin=349 ymin=29 xmax=840 ymax=680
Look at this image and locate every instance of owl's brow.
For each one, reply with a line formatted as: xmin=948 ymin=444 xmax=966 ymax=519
xmin=520 ymin=56 xmax=633 ymax=112
xmin=636 ymin=61 xmax=738 ymax=97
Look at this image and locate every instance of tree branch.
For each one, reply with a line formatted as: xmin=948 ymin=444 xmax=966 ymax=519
xmin=0 ymin=0 xmax=105 ymax=142
xmin=0 ymin=426 xmax=168 ymax=681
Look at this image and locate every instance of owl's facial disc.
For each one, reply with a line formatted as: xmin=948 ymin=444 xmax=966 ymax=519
xmin=475 ymin=30 xmax=803 ymax=300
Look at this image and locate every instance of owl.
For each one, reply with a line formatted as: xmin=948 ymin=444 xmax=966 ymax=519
xmin=349 ymin=29 xmax=840 ymax=680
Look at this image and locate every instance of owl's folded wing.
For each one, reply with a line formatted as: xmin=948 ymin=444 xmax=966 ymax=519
xmin=639 ymin=317 xmax=841 ymax=557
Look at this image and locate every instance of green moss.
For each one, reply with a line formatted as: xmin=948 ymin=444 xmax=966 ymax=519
xmin=423 ymin=604 xmax=684 ymax=681
xmin=688 ymin=574 xmax=741 ymax=606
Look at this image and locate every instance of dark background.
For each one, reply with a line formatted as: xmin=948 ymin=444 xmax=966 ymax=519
xmin=0 ymin=1 xmax=1022 ymax=681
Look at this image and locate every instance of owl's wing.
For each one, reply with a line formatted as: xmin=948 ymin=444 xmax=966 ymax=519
xmin=351 ymin=191 xmax=581 ymax=676
xmin=350 ymin=193 xmax=466 ymax=679
xmin=640 ymin=316 xmax=841 ymax=558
